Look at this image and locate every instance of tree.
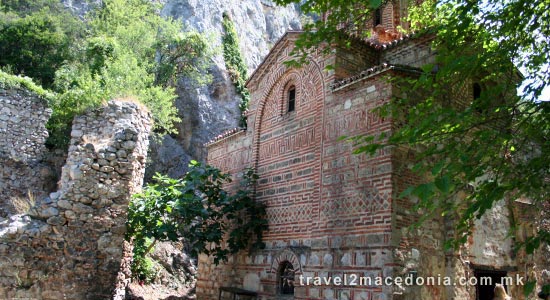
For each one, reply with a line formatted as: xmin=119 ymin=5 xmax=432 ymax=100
xmin=1 ymin=0 xmax=213 ymax=149
xmin=0 ymin=0 xmax=83 ymax=88
xmin=46 ymin=0 xmax=213 ymax=148
xmin=275 ymin=0 xmax=550 ymax=293
xmin=127 ymin=161 xmax=267 ymax=281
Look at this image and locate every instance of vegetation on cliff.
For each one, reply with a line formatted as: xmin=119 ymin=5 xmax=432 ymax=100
xmin=0 ymin=0 xmax=212 ymax=148
xmin=222 ymin=13 xmax=250 ymax=128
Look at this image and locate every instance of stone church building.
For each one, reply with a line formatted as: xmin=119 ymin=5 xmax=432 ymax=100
xmin=197 ymin=2 xmax=545 ymax=300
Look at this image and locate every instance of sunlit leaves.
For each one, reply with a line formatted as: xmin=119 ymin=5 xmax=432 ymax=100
xmin=278 ymin=0 xmax=550 ymax=274
xmin=222 ymin=14 xmax=250 ymax=128
xmin=0 ymin=2 xmax=83 ymax=89
xmin=3 ymin=0 xmax=213 ymax=149
xmin=127 ymin=161 xmax=267 ymax=273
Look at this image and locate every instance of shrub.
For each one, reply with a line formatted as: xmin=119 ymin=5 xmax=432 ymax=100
xmin=127 ymin=161 xmax=267 ymax=278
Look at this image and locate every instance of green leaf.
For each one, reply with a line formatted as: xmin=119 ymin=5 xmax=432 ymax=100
xmin=431 ymin=161 xmax=445 ymax=176
xmin=127 ymin=162 xmax=266 ymax=279
xmin=399 ymin=186 xmax=415 ymax=198
xmin=369 ymin=0 xmax=382 ymax=8
xmin=434 ymin=175 xmax=452 ymax=194
xmin=524 ymin=280 xmax=536 ymax=297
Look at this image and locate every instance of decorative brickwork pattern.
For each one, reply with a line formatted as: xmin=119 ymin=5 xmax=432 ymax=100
xmin=199 ymin=31 xmax=398 ymax=300
xmin=199 ymin=21 xmax=548 ymax=300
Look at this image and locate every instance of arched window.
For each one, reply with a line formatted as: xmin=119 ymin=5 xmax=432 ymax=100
xmin=374 ymin=8 xmax=382 ymax=26
xmin=473 ymin=82 xmax=482 ymax=100
xmin=278 ymin=261 xmax=295 ymax=295
xmin=287 ymin=86 xmax=296 ymax=112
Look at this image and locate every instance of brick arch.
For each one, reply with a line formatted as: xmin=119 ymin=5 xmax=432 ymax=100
xmin=270 ymin=248 xmax=303 ymax=274
xmin=252 ymin=59 xmax=325 ymax=169
xmin=260 ymin=71 xmax=301 ymax=123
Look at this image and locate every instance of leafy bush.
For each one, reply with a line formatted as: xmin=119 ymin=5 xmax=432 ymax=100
xmin=46 ymin=0 xmax=212 ymax=148
xmin=127 ymin=161 xmax=267 ymax=279
xmin=0 ymin=4 xmax=82 ymax=88
xmin=1 ymin=0 xmax=212 ymax=149
xmin=0 ymin=70 xmax=55 ymax=101
xmin=1 ymin=0 xmax=69 ymax=15
xmin=131 ymin=237 xmax=159 ymax=283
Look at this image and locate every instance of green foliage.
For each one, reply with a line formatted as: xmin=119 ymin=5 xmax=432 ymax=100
xmin=1 ymin=0 xmax=68 ymax=15
xmin=275 ymin=0 xmax=550 ymax=294
xmin=387 ymin=0 xmax=549 ymax=247
xmin=222 ymin=13 xmax=250 ymax=128
xmin=131 ymin=237 xmax=159 ymax=283
xmin=127 ymin=161 xmax=267 ymax=277
xmin=155 ymin=30 xmax=213 ymax=87
xmin=0 ymin=2 xmax=83 ymax=88
xmin=45 ymin=0 xmax=212 ymax=148
xmin=0 ymin=70 xmax=55 ymax=101
xmin=1 ymin=0 xmax=212 ymax=149
xmin=274 ymin=0 xmax=385 ymax=64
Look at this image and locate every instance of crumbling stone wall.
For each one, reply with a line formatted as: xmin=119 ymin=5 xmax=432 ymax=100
xmin=0 ymin=88 xmax=50 ymax=161
xmin=0 ymin=87 xmax=54 ymax=217
xmin=0 ymin=99 xmax=151 ymax=299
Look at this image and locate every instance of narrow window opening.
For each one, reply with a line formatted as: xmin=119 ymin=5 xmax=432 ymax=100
xmin=473 ymin=82 xmax=485 ymax=113
xmin=374 ymin=8 xmax=382 ymax=26
xmin=278 ymin=261 xmax=295 ymax=295
xmin=473 ymin=82 xmax=482 ymax=100
xmin=287 ymin=87 xmax=296 ymax=112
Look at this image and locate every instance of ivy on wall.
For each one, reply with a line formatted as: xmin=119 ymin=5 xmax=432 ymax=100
xmin=222 ymin=13 xmax=250 ymax=128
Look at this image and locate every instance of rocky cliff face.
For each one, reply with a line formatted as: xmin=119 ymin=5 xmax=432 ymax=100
xmin=145 ymin=0 xmax=301 ymax=180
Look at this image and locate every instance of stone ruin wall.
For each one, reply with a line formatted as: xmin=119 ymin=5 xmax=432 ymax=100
xmin=0 ymin=87 xmax=152 ymax=300
xmin=0 ymin=88 xmax=55 ymax=217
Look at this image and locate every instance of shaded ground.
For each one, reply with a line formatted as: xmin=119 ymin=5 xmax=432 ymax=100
xmin=126 ymin=283 xmax=194 ymax=300
xmin=126 ymin=241 xmax=196 ymax=300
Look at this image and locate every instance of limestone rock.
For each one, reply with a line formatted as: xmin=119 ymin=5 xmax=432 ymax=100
xmin=145 ymin=0 xmax=301 ymax=180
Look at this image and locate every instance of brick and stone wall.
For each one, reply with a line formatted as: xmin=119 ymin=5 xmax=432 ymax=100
xmin=0 ymin=99 xmax=151 ymax=299
xmin=382 ymin=34 xmax=435 ymax=67
xmin=199 ymin=32 xmax=398 ymax=300
xmin=199 ymin=30 xmax=548 ymax=300
xmin=334 ymin=42 xmax=380 ymax=80
xmin=387 ymin=66 xmax=547 ymax=300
